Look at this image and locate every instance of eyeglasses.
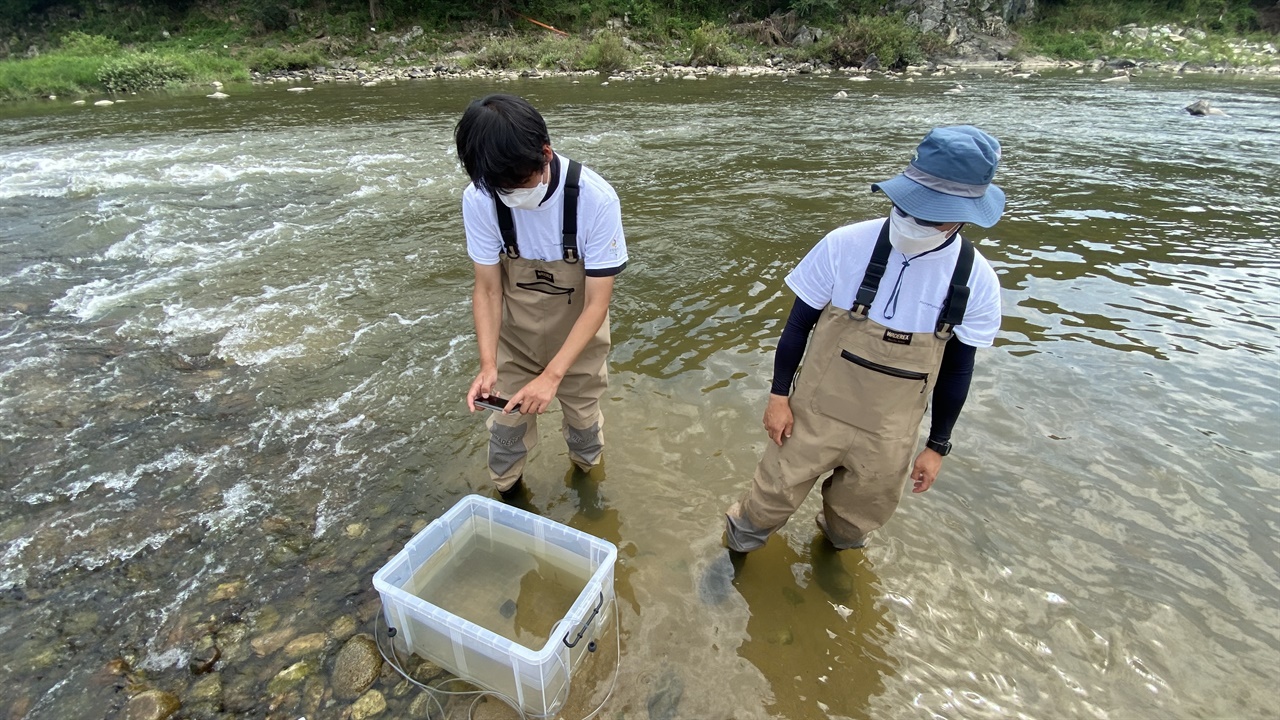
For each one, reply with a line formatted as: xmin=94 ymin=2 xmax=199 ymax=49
xmin=893 ymin=206 xmax=948 ymax=228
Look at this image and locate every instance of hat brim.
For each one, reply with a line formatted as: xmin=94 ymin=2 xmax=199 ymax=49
xmin=871 ymin=174 xmax=1005 ymax=228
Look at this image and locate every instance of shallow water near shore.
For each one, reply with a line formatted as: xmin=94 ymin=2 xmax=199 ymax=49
xmin=2 ymin=71 xmax=1279 ymax=719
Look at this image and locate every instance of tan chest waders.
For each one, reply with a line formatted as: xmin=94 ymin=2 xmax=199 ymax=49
xmin=727 ymin=220 xmax=976 ymax=551
xmin=486 ymin=160 xmax=611 ymax=491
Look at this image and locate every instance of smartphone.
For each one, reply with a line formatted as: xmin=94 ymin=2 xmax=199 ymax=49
xmin=475 ymin=396 xmax=520 ymax=413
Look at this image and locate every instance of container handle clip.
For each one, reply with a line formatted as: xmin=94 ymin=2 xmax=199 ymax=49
xmin=562 ymin=591 xmax=604 ymax=648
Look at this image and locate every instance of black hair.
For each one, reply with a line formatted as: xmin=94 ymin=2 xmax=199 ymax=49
xmin=454 ymin=94 xmax=551 ymax=196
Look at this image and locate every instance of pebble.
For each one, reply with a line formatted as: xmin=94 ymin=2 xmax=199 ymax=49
xmin=284 ymin=632 xmax=328 ymax=658
xmin=125 ymin=690 xmax=181 ymax=720
xmin=209 ymin=580 xmax=244 ymax=602
xmin=350 ymin=689 xmax=388 ymax=719
xmin=266 ymin=660 xmax=314 ymax=694
xmin=331 ymin=634 xmax=383 ymax=699
xmin=329 ymin=614 xmax=358 ymax=641
xmin=94 ymin=99 xmax=114 ymax=106
xmin=188 ymin=673 xmax=222 ymax=703
xmin=206 ymin=91 xmax=229 ymax=99
xmin=251 ymin=627 xmax=298 ymax=656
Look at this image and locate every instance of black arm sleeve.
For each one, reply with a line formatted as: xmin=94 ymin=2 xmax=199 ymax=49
xmin=929 ymin=336 xmax=977 ymax=442
xmin=771 ymin=297 xmax=823 ymax=396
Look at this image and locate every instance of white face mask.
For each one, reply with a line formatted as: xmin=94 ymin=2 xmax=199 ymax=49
xmin=497 ymin=165 xmax=549 ymax=210
xmin=889 ymin=208 xmax=954 ymax=255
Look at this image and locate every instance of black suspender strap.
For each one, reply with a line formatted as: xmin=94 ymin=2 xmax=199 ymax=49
xmin=493 ymin=196 xmax=519 ymax=259
xmin=851 ymin=219 xmax=893 ymax=317
xmin=561 ymin=160 xmax=582 ymax=263
xmin=935 ymin=236 xmax=975 ymax=337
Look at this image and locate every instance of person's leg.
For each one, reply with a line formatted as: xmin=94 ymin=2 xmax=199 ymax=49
xmin=818 ymin=429 xmax=915 ymax=548
xmin=488 ymin=351 xmax=541 ymax=492
xmin=726 ymin=406 xmax=844 ymax=552
xmin=557 ymin=355 xmax=607 ymax=472
xmin=487 ymin=410 xmax=538 ymax=492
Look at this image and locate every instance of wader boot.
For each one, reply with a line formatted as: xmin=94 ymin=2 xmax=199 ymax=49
xmin=726 ymin=221 xmax=975 ymax=551
xmin=487 ymin=161 xmax=610 ymax=492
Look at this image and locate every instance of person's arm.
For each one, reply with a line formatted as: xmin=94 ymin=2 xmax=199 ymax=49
xmin=910 ymin=336 xmax=976 ymax=492
xmin=763 ymin=296 xmax=822 ymax=446
xmin=505 ymin=275 xmax=614 ymax=415
xmin=465 ymin=262 xmax=503 ymax=411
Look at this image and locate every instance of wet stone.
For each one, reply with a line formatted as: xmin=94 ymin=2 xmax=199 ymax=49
xmin=331 ymin=634 xmax=382 ymax=699
xmin=302 ymin=675 xmax=327 ymax=716
xmin=266 ymin=660 xmax=314 ymax=694
xmin=252 ymin=627 xmax=298 ymax=656
xmin=209 ymin=580 xmax=245 ymax=602
xmin=329 ymin=614 xmax=358 ymax=641
xmin=409 ymin=657 xmax=445 ymax=684
xmin=284 ymin=632 xmax=327 ymax=658
xmin=350 ymin=689 xmax=387 ymax=719
xmin=188 ymin=673 xmax=222 ymax=703
xmin=408 ymin=691 xmax=445 ymax=719
xmin=125 ymin=689 xmax=182 ymax=720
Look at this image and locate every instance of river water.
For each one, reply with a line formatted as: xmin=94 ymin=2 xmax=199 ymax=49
xmin=1 ymin=71 xmax=1278 ymax=719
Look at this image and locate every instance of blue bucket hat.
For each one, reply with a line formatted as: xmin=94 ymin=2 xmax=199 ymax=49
xmin=871 ymin=125 xmax=1005 ymax=227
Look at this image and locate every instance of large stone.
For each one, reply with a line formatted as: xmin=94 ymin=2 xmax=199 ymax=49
xmin=284 ymin=632 xmax=327 ymax=658
xmin=331 ymin=634 xmax=383 ymax=699
xmin=125 ymin=690 xmax=181 ymax=720
xmin=350 ymin=690 xmax=387 ymax=719
xmin=1185 ymin=99 xmax=1228 ymax=117
xmin=267 ymin=660 xmax=314 ymax=695
xmin=251 ymin=627 xmax=297 ymax=656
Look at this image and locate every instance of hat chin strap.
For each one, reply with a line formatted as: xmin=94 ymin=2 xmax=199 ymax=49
xmin=903 ymin=165 xmax=988 ymax=198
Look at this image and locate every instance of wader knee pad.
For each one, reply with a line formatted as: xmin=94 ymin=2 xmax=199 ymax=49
xmin=489 ymin=422 xmax=531 ymax=478
xmin=565 ymin=422 xmax=603 ymax=468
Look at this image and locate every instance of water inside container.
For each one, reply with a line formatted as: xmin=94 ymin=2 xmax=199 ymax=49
xmin=410 ymin=516 xmax=593 ymax=648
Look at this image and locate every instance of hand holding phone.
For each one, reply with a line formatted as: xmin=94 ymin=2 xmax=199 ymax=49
xmin=475 ymin=395 xmax=520 ymax=413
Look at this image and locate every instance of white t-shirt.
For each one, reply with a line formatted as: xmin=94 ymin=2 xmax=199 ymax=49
xmin=463 ymin=154 xmax=628 ymax=275
xmin=786 ymin=218 xmax=1002 ymax=347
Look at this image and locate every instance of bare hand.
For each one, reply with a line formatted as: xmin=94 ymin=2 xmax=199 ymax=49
xmin=465 ymin=366 xmax=499 ymax=412
xmin=763 ymin=394 xmax=794 ymax=446
xmin=505 ymin=372 xmax=561 ymax=415
xmin=911 ymin=448 xmax=944 ymax=493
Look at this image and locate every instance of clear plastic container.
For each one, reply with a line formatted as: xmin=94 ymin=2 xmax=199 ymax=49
xmin=373 ymin=494 xmax=617 ymax=717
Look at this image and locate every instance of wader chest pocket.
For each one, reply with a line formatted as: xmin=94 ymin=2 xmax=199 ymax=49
xmin=811 ymin=348 xmax=932 ymax=437
xmin=839 ymin=350 xmax=928 ymax=393
xmin=516 ymin=280 xmax=575 ymax=304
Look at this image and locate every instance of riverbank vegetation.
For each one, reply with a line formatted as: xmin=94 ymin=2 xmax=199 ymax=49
xmin=0 ymin=0 xmax=1276 ymax=100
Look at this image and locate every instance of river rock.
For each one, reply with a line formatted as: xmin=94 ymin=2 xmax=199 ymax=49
xmin=1101 ymin=74 xmax=1130 ymax=84
xmin=284 ymin=632 xmax=327 ymax=657
xmin=188 ymin=673 xmax=222 ymax=703
xmin=287 ymin=86 xmax=314 ymax=92
xmin=332 ymin=634 xmax=383 ymax=699
xmin=329 ymin=614 xmax=358 ymax=641
xmin=408 ymin=691 xmax=444 ymax=718
xmin=94 ymin=100 xmax=114 ymax=106
xmin=1185 ymin=99 xmax=1228 ymax=116
xmin=267 ymin=660 xmax=314 ymax=694
xmin=125 ymin=690 xmax=181 ymax=720
xmin=73 ymin=99 xmax=86 ymax=105
xmin=350 ymin=689 xmax=387 ymax=719
xmin=251 ymin=627 xmax=297 ymax=656
xmin=861 ymin=53 xmax=881 ymax=71
xmin=206 ymin=92 xmax=229 ymax=99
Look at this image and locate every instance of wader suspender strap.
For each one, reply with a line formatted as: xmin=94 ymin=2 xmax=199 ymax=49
xmin=851 ymin=220 xmax=893 ymax=317
xmin=561 ymin=160 xmax=582 ymax=263
xmin=491 ymin=159 xmax=583 ymax=263
xmin=935 ymin=236 xmax=975 ymax=337
xmin=850 ymin=220 xmax=976 ymax=334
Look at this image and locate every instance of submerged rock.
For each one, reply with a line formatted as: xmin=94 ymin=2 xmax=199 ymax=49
xmin=207 ymin=92 xmax=229 ymax=99
xmin=125 ymin=690 xmax=181 ymax=720
xmin=350 ymin=689 xmax=387 ymax=719
xmin=646 ymin=667 xmax=685 ymax=720
xmin=1185 ymin=99 xmax=1228 ymax=116
xmin=332 ymin=634 xmax=382 ymax=699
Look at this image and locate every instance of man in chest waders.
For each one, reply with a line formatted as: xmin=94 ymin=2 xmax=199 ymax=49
xmin=455 ymin=95 xmax=628 ymax=497
xmin=725 ymin=126 xmax=1005 ymax=553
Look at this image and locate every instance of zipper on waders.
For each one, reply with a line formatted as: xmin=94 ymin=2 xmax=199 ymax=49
xmin=840 ymin=350 xmax=929 ymax=393
xmin=515 ymin=281 xmax=575 ymax=305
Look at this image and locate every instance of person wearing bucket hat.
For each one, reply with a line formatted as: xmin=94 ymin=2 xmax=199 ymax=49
xmin=725 ymin=125 xmax=1006 ymax=553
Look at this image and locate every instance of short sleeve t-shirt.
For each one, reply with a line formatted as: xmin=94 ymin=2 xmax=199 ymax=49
xmin=463 ymin=153 xmax=628 ymax=276
xmin=785 ymin=218 xmax=1003 ymax=347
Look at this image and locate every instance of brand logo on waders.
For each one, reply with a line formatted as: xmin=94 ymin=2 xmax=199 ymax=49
xmin=535 ymin=269 xmax=554 ymax=283
xmin=883 ymin=329 xmax=913 ymax=345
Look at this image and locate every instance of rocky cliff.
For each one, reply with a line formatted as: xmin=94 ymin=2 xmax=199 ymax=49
xmin=895 ymin=0 xmax=1038 ymax=57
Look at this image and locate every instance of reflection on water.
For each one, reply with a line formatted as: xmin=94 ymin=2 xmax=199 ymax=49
xmin=1 ymin=73 xmax=1278 ymax=719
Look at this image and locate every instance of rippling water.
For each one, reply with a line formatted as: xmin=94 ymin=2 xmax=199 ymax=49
xmin=1 ymin=72 xmax=1278 ymax=719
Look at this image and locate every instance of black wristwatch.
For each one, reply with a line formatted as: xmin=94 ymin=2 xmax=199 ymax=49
xmin=926 ymin=438 xmax=952 ymax=456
